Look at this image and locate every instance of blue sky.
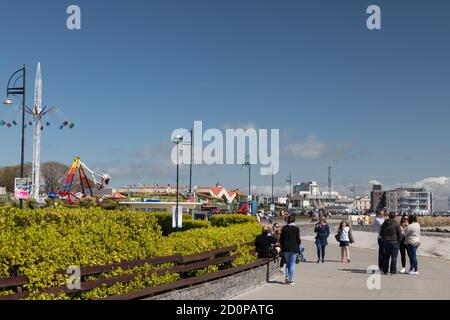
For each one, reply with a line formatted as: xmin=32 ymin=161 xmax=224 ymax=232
xmin=1 ymin=0 xmax=450 ymax=207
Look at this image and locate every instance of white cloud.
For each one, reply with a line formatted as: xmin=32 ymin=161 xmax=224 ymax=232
xmin=369 ymin=179 xmax=382 ymax=185
xmin=284 ymin=135 xmax=327 ymax=159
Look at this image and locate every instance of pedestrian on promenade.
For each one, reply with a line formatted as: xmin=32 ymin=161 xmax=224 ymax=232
xmin=337 ymin=221 xmax=354 ymax=263
xmin=273 ymin=224 xmax=285 ymax=274
xmin=374 ymin=209 xmax=385 ymax=270
xmin=314 ymin=217 xmax=330 ymax=263
xmin=255 ymin=225 xmax=280 ymax=259
xmin=280 ymin=215 xmax=301 ymax=285
xmin=399 ymin=214 xmax=410 ymax=274
xmin=380 ymin=212 xmax=402 ymax=275
xmin=405 ymin=215 xmax=421 ymax=275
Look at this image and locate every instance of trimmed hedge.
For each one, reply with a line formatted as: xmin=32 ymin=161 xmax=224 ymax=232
xmin=146 ymin=212 xmax=193 ymax=235
xmin=0 ymin=207 xmax=260 ymax=300
xmin=210 ymin=214 xmax=258 ymax=227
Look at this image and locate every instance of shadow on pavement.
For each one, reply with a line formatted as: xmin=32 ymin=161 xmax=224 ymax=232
xmin=338 ymin=268 xmax=367 ymax=274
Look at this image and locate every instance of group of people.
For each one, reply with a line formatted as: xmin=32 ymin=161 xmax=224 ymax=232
xmin=375 ymin=210 xmax=421 ymax=275
xmin=254 ymin=215 xmax=357 ymax=285
xmin=254 ymin=215 xmax=301 ymax=285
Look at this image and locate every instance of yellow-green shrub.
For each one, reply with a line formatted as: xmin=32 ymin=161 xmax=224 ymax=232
xmin=0 ymin=207 xmax=260 ymax=300
xmin=210 ymin=214 xmax=258 ymax=227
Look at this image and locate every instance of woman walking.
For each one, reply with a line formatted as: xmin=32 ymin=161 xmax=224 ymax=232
xmin=399 ymin=214 xmax=410 ymax=274
xmin=337 ymin=221 xmax=354 ymax=263
xmin=314 ymin=217 xmax=330 ymax=263
xmin=405 ymin=215 xmax=421 ymax=275
xmin=280 ymin=215 xmax=301 ymax=285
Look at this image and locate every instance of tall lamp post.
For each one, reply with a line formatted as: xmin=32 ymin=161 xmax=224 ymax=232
xmin=173 ymin=135 xmax=183 ymax=231
xmin=4 ymin=65 xmax=26 ymax=209
xmin=241 ymin=155 xmax=251 ymax=214
xmin=286 ymin=175 xmax=292 ymax=211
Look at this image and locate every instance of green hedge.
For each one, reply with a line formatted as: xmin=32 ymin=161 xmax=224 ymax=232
xmin=210 ymin=214 xmax=258 ymax=227
xmin=0 ymin=207 xmax=260 ymax=300
xmin=146 ymin=212 xmax=193 ymax=235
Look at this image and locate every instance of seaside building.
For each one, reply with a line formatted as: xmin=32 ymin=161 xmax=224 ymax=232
xmin=354 ymin=196 xmax=371 ymax=212
xmin=370 ymin=184 xmax=385 ymax=213
xmin=384 ymin=188 xmax=432 ymax=215
xmin=293 ymin=181 xmax=319 ymax=196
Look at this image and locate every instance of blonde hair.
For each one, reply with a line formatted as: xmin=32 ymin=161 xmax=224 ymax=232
xmin=262 ymin=224 xmax=271 ymax=235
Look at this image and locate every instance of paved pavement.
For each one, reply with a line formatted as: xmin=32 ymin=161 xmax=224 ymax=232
xmin=234 ymin=240 xmax=450 ymax=300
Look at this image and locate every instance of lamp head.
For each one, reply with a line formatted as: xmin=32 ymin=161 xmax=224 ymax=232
xmin=3 ymin=98 xmax=13 ymax=106
xmin=173 ymin=135 xmax=183 ymax=144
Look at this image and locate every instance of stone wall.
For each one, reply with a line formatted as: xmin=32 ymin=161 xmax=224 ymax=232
xmin=145 ymin=261 xmax=278 ymax=300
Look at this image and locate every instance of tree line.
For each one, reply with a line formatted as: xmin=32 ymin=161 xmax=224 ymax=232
xmin=0 ymin=162 xmax=69 ymax=193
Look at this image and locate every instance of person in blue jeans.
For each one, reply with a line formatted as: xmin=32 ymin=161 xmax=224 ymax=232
xmin=405 ymin=215 xmax=421 ymax=275
xmin=380 ymin=212 xmax=402 ymax=275
xmin=280 ymin=215 xmax=301 ymax=285
xmin=314 ymin=217 xmax=330 ymax=263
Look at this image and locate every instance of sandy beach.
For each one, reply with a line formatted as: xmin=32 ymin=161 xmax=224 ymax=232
xmin=303 ymin=231 xmax=450 ymax=261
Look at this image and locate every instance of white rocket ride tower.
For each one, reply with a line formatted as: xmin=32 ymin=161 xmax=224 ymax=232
xmin=30 ymin=63 xmax=42 ymax=199
xmin=30 ymin=63 xmax=57 ymax=199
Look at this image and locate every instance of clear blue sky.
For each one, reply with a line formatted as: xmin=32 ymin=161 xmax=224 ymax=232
xmin=1 ymin=0 xmax=450 ymax=206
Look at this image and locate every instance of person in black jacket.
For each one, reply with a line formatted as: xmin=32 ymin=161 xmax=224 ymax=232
xmin=255 ymin=225 xmax=280 ymax=259
xmin=380 ymin=212 xmax=402 ymax=275
xmin=280 ymin=215 xmax=301 ymax=285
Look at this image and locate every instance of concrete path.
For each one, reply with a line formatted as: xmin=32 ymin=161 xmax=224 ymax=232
xmin=234 ymin=240 xmax=450 ymax=300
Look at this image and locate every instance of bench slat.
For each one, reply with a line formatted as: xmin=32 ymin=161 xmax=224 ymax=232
xmin=0 ymin=276 xmax=28 ymax=289
xmin=103 ymin=258 xmax=271 ymax=300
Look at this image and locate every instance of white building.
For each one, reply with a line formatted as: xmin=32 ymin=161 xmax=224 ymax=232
xmin=293 ymin=181 xmax=319 ymax=195
xmin=354 ymin=196 xmax=371 ymax=212
xmin=386 ymin=188 xmax=431 ymax=215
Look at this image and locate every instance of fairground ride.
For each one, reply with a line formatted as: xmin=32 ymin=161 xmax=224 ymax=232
xmin=58 ymin=157 xmax=111 ymax=203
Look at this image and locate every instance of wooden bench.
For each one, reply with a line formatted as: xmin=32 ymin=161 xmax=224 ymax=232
xmin=0 ymin=244 xmax=259 ymax=300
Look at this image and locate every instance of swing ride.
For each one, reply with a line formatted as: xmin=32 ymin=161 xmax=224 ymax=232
xmin=58 ymin=157 xmax=111 ymax=203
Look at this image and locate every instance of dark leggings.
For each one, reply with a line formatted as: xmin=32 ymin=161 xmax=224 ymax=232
xmin=279 ymin=254 xmax=285 ymax=268
xmin=399 ymin=242 xmax=410 ymax=268
xmin=316 ymin=244 xmax=326 ymax=260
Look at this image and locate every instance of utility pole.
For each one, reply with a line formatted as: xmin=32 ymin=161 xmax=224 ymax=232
xmin=286 ymin=175 xmax=292 ymax=210
xmin=189 ymin=128 xmax=193 ymax=195
xmin=328 ymin=166 xmax=332 ymax=211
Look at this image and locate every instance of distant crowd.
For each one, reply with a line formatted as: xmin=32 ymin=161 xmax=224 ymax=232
xmin=254 ymin=210 xmax=421 ymax=285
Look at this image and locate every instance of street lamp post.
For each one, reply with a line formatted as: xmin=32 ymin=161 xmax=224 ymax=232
xmin=286 ymin=175 xmax=292 ymax=210
xmin=173 ymin=135 xmax=183 ymax=231
xmin=4 ymin=65 xmax=26 ymax=209
xmin=241 ymin=155 xmax=251 ymax=214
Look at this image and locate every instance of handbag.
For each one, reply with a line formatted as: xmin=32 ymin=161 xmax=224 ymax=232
xmin=334 ymin=232 xmax=340 ymax=242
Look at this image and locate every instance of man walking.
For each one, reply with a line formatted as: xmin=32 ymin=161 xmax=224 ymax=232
xmin=380 ymin=212 xmax=402 ymax=275
xmin=374 ymin=209 xmax=385 ymax=270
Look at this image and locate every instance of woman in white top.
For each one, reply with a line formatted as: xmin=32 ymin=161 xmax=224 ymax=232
xmin=337 ymin=221 xmax=354 ymax=263
xmin=404 ymin=215 xmax=421 ymax=275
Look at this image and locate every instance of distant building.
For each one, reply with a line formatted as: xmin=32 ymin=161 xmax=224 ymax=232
xmin=370 ymin=184 xmax=385 ymax=213
xmin=354 ymin=196 xmax=371 ymax=212
xmin=293 ymin=181 xmax=319 ymax=195
xmin=382 ymin=187 xmax=432 ymax=215
xmin=195 ymin=186 xmax=243 ymax=204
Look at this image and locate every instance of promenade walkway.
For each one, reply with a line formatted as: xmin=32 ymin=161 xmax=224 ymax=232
xmin=235 ymin=239 xmax=450 ymax=300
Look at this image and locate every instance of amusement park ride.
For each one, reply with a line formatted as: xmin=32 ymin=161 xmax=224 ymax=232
xmin=2 ymin=63 xmax=111 ymax=203
xmin=58 ymin=157 xmax=111 ymax=203
xmin=1 ymin=63 xmax=76 ymax=200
